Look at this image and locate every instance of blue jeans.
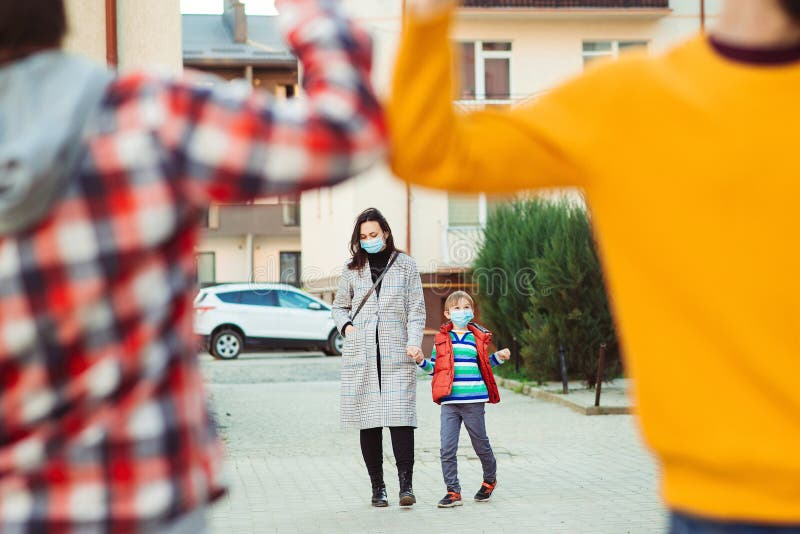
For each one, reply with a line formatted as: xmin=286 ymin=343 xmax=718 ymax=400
xmin=671 ymin=513 xmax=800 ymax=534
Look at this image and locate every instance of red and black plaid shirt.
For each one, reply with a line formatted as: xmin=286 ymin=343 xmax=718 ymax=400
xmin=0 ymin=0 xmax=385 ymax=530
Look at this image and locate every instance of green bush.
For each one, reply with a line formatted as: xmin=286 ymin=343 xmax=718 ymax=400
xmin=471 ymin=199 xmax=562 ymax=373
xmin=473 ymin=196 xmax=620 ymax=386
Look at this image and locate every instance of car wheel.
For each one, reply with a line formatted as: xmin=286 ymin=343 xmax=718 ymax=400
xmin=211 ymin=329 xmax=243 ymax=360
xmin=324 ymin=329 xmax=343 ymax=356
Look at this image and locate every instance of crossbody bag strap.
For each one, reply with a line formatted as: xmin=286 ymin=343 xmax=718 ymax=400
xmin=350 ymin=251 xmax=399 ymax=322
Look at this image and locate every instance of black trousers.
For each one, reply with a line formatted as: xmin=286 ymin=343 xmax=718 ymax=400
xmin=360 ymin=426 xmax=415 ymax=480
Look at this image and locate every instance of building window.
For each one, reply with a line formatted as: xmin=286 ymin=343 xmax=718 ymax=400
xmin=448 ymin=193 xmax=481 ymax=227
xmin=280 ymin=251 xmax=301 ymax=286
xmin=582 ymin=40 xmax=649 ymax=68
xmin=458 ymin=41 xmax=512 ymax=101
xmin=448 ymin=193 xmax=510 ymax=227
xmin=195 ymin=252 xmax=216 ymax=286
xmin=447 ymin=193 xmax=509 ymax=227
xmin=200 ymin=205 xmax=220 ymax=229
xmin=281 ymin=195 xmax=300 ymax=226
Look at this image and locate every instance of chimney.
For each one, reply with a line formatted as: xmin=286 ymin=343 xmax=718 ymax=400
xmin=223 ymin=0 xmax=247 ymax=44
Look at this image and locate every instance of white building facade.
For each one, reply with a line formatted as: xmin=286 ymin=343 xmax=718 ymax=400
xmin=300 ymin=0 xmax=721 ymax=347
xmin=64 ymin=0 xmax=183 ymax=72
xmin=302 ymin=0 xmax=721 ymax=284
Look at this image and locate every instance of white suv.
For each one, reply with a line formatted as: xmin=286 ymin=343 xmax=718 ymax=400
xmin=194 ymin=283 xmax=343 ymax=359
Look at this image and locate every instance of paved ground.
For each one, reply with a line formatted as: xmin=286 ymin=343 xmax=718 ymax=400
xmin=535 ymin=379 xmax=633 ymax=408
xmin=199 ymin=351 xmax=667 ymax=534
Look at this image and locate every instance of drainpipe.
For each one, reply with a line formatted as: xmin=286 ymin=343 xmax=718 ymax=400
xmin=700 ymin=0 xmax=706 ymax=32
xmin=245 ymin=234 xmax=254 ymax=282
xmin=105 ymin=0 xmax=118 ymax=67
xmin=402 ymin=0 xmax=412 ymax=255
xmin=406 ymin=184 xmax=412 ymax=254
xmin=244 ymin=62 xmax=255 ymax=282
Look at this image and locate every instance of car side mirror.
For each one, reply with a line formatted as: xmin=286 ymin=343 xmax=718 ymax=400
xmin=308 ymin=302 xmax=323 ymax=310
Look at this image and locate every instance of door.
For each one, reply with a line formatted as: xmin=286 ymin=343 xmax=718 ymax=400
xmin=275 ymin=289 xmax=331 ymax=341
xmin=279 ymin=252 xmax=301 ymax=286
xmin=236 ymin=289 xmax=281 ymax=339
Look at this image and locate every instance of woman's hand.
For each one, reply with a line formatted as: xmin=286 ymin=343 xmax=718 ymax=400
xmin=344 ymin=325 xmax=356 ymax=337
xmin=405 ymin=0 xmax=455 ymax=19
xmin=406 ymin=346 xmax=423 ymax=363
xmin=496 ymin=348 xmax=511 ymax=361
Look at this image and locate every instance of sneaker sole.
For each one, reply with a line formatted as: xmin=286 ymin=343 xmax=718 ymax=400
xmin=474 ymin=497 xmax=492 ymax=502
xmin=437 ymin=501 xmax=463 ymax=508
xmin=372 ymin=501 xmax=389 ymax=508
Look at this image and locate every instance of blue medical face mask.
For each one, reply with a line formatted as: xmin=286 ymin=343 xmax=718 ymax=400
xmin=360 ymin=235 xmax=385 ymax=254
xmin=450 ymin=309 xmax=474 ymax=328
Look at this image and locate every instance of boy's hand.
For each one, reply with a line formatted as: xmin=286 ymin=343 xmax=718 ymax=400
xmin=496 ymin=348 xmax=511 ymax=361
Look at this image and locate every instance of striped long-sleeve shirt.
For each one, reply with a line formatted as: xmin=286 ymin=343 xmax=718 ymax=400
xmin=418 ymin=329 xmax=504 ymax=404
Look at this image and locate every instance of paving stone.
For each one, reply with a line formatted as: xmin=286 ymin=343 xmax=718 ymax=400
xmin=201 ymin=352 xmax=667 ymax=533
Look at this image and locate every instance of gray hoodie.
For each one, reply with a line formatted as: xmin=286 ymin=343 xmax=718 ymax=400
xmin=0 ymin=51 xmax=113 ymax=235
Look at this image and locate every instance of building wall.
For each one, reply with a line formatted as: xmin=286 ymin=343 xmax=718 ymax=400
xmin=64 ymin=0 xmax=107 ymax=63
xmin=301 ymin=0 xmax=722 ymax=289
xmin=453 ymin=0 xmax=719 ymax=98
xmin=196 ymin=233 xmax=303 ymax=284
xmin=253 ymin=235 xmax=303 ymax=282
xmin=63 ymin=0 xmax=182 ymax=72
xmin=198 ymin=236 xmax=249 ymax=283
xmin=117 ymin=0 xmax=183 ymax=73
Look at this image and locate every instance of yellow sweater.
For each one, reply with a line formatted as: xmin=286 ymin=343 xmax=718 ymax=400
xmin=389 ymin=9 xmax=800 ymax=524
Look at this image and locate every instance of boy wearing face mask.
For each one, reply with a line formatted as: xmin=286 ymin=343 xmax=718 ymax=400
xmin=411 ymin=290 xmax=511 ymax=508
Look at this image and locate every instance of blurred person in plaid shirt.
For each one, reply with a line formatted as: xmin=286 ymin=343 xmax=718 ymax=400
xmin=0 ymin=0 xmax=385 ymax=531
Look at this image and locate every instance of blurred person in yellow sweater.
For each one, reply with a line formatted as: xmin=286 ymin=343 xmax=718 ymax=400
xmin=389 ymin=0 xmax=800 ymax=532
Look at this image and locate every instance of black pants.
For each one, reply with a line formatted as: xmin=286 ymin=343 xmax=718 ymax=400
xmin=360 ymin=426 xmax=415 ymax=480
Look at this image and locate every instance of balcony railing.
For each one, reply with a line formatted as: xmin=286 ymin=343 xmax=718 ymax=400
xmin=461 ymin=0 xmax=669 ymax=7
xmin=454 ymin=92 xmax=545 ymax=112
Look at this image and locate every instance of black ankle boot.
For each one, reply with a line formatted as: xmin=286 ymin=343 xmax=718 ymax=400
xmin=370 ymin=475 xmax=388 ymax=507
xmin=398 ymin=467 xmax=416 ymax=506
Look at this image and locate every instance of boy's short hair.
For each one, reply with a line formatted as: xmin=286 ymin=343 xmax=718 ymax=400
xmin=0 ymin=0 xmax=67 ymax=54
xmin=444 ymin=290 xmax=474 ymax=311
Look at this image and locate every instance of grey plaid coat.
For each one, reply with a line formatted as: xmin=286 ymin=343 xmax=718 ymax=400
xmin=332 ymin=252 xmax=426 ymax=430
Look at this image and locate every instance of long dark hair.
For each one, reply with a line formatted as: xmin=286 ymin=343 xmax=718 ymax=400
xmin=347 ymin=208 xmax=398 ymax=271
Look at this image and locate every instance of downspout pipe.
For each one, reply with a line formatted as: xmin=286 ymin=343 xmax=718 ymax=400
xmin=105 ymin=0 xmax=118 ymax=67
xmin=700 ymin=0 xmax=706 ymax=32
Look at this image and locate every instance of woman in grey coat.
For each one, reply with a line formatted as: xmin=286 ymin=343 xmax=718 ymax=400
xmin=332 ymin=208 xmax=426 ymax=508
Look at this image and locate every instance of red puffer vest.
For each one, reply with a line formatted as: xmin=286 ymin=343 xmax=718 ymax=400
xmin=431 ymin=321 xmax=500 ymax=405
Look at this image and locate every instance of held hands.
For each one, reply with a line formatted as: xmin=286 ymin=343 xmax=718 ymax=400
xmin=496 ymin=348 xmax=511 ymax=361
xmin=406 ymin=346 xmax=424 ymax=364
xmin=405 ymin=0 xmax=456 ymax=18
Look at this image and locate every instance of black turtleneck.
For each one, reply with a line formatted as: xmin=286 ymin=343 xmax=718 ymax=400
xmin=709 ymin=35 xmax=800 ymax=66
xmin=339 ymin=247 xmax=396 ymax=336
xmin=368 ymin=246 xmax=394 ymax=294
